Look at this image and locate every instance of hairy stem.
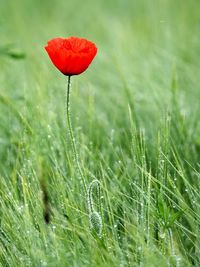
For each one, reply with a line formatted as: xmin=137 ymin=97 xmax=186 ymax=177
xmin=66 ymin=76 xmax=87 ymax=193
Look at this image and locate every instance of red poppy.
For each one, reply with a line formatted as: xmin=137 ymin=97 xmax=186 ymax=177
xmin=45 ymin=37 xmax=97 ymax=76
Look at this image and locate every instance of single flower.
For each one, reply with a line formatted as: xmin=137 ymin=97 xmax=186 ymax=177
xmin=45 ymin=36 xmax=97 ymax=76
xmin=44 ymin=36 xmax=102 ymax=234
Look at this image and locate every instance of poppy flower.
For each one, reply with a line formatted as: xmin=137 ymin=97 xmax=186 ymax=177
xmin=45 ymin=37 xmax=97 ymax=76
xmin=44 ymin=36 xmax=102 ymax=232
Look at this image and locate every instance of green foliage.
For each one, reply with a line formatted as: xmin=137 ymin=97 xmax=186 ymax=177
xmin=0 ymin=43 xmax=26 ymax=59
xmin=0 ymin=0 xmax=200 ymax=266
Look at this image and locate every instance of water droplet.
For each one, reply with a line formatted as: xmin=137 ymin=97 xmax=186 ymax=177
xmin=40 ymin=260 xmax=47 ymax=266
xmin=160 ymin=232 xmax=166 ymax=239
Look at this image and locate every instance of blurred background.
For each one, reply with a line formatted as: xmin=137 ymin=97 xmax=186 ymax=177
xmin=1 ymin=1 xmax=199 ymax=110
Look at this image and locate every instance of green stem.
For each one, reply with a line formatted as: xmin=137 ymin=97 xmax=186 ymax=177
xmin=66 ymin=75 xmax=87 ymax=194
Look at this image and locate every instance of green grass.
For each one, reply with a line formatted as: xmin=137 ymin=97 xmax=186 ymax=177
xmin=0 ymin=0 xmax=200 ymax=266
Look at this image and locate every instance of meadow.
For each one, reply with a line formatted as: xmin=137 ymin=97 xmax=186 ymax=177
xmin=0 ymin=0 xmax=200 ymax=266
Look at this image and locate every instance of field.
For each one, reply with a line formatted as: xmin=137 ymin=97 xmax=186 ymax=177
xmin=0 ymin=0 xmax=200 ymax=266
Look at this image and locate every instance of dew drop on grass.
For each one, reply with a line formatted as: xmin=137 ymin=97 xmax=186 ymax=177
xmin=40 ymin=260 xmax=47 ymax=266
xmin=17 ymin=205 xmax=24 ymax=212
xmin=61 ymin=224 xmax=65 ymax=229
xmin=160 ymin=232 xmax=166 ymax=239
xmin=175 ymin=256 xmax=182 ymax=267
